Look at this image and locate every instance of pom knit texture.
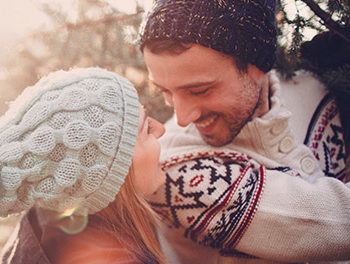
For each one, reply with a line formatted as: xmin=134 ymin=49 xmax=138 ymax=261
xmin=139 ymin=0 xmax=277 ymax=72
xmin=0 ymin=68 xmax=139 ymax=217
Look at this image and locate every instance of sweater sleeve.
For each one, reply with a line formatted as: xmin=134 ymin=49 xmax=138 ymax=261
xmin=236 ymin=169 xmax=350 ymax=262
xmin=149 ymin=153 xmax=350 ymax=263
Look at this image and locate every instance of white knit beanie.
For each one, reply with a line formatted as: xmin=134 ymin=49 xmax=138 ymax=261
xmin=0 ymin=67 xmax=139 ymax=217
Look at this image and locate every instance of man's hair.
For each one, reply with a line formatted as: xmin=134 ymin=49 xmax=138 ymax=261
xmin=139 ymin=0 xmax=277 ymax=73
xmin=144 ymin=39 xmax=248 ymax=73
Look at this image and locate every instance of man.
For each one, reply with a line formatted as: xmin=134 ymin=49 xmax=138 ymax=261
xmin=139 ymin=0 xmax=350 ymax=263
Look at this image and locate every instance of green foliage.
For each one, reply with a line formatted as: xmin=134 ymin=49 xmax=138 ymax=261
xmin=276 ymin=0 xmax=350 ymax=78
xmin=323 ymin=64 xmax=350 ymax=92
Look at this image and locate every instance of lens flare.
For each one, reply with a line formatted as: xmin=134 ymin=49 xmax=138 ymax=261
xmin=56 ymin=207 xmax=88 ymax=234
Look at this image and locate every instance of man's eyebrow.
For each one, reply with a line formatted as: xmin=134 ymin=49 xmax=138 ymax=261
xmin=150 ymin=80 xmax=216 ymax=90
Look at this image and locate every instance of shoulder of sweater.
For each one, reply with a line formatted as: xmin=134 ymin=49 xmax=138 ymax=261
xmin=272 ymin=70 xmax=330 ymax=143
xmin=275 ymin=70 xmax=328 ymax=105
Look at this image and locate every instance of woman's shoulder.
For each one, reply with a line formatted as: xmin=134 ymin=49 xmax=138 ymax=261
xmin=52 ymin=226 xmax=140 ymax=264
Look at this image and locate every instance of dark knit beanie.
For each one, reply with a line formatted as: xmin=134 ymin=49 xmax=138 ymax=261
xmin=139 ymin=0 xmax=277 ymax=73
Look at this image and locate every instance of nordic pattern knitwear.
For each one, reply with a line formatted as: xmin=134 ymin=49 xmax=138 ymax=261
xmin=139 ymin=0 xmax=277 ymax=72
xmin=149 ymin=151 xmax=265 ymax=250
xmin=0 ymin=67 xmax=139 ymax=217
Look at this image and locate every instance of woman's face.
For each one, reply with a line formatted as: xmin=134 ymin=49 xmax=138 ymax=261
xmin=132 ymin=105 xmax=166 ymax=197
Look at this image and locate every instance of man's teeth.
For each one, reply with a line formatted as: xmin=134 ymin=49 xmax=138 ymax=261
xmin=196 ymin=115 xmax=217 ymax=128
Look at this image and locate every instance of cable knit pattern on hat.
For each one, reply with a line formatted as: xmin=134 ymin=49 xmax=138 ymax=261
xmin=0 ymin=67 xmax=139 ymax=217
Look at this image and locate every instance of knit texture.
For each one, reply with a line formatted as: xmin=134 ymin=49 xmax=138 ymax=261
xmin=139 ymin=0 xmax=277 ymax=72
xmin=0 ymin=67 xmax=139 ymax=217
xmin=150 ymin=152 xmax=265 ymax=250
xmin=152 ymin=71 xmax=349 ymax=263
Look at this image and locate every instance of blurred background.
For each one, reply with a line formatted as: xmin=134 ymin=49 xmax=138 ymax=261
xmin=0 ymin=0 xmax=173 ymax=123
xmin=0 ymin=0 xmax=349 ymax=249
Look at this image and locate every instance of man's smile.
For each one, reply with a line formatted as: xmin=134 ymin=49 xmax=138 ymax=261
xmin=195 ymin=114 xmax=219 ymax=133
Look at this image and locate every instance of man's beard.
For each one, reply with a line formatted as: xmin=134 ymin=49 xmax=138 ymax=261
xmin=199 ymin=111 xmax=254 ymax=147
xmin=199 ymin=77 xmax=263 ymax=147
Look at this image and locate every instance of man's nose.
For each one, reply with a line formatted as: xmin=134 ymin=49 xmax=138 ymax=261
xmin=173 ymin=96 xmax=201 ymax=127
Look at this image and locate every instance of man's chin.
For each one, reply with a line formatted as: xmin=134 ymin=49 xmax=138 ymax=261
xmin=200 ymin=133 xmax=232 ymax=147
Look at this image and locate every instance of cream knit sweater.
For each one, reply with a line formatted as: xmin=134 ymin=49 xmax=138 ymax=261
xmin=150 ymin=71 xmax=350 ymax=264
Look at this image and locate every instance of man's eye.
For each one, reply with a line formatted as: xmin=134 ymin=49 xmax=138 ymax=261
xmin=190 ymin=88 xmax=210 ymax=95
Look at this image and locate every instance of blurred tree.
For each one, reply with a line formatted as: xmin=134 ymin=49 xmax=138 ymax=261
xmin=276 ymin=0 xmax=350 ymax=76
xmin=0 ymin=0 xmax=173 ymax=122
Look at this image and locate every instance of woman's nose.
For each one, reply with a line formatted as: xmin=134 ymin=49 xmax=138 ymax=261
xmin=151 ymin=118 xmax=165 ymax=139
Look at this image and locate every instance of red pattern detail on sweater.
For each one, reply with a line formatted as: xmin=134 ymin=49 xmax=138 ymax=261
xmin=190 ymin=175 xmax=204 ymax=187
xmin=226 ymin=166 xmax=265 ymax=248
xmin=156 ymin=151 xmax=270 ymax=251
xmin=309 ymin=100 xmax=337 ymax=157
xmin=174 ymin=195 xmax=183 ymax=203
xmin=187 ymin=216 xmax=195 ymax=224
xmin=161 ymin=151 xmax=252 ymax=169
xmin=307 ymin=97 xmax=346 ymax=181
xmin=189 ymin=165 xmax=253 ymax=242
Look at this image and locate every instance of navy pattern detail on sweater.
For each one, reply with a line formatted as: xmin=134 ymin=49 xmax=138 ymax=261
xmin=149 ymin=151 xmax=265 ymax=250
xmin=304 ymin=94 xmax=346 ymax=182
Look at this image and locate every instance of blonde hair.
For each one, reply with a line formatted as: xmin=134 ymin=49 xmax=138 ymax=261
xmin=93 ymin=166 xmax=167 ymax=264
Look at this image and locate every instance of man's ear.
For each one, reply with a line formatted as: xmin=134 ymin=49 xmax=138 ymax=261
xmin=247 ymin=64 xmax=269 ymax=88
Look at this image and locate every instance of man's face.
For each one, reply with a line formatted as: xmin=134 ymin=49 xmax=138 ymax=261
xmin=144 ymin=44 xmax=268 ymax=147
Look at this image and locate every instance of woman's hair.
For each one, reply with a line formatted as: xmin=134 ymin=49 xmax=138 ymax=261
xmin=94 ymin=166 xmax=167 ymax=264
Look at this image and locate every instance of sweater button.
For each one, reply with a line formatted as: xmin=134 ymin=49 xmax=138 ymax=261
xmin=279 ymin=136 xmax=295 ymax=153
xmin=301 ymin=156 xmax=316 ymax=174
xmin=271 ymin=120 xmax=287 ymax=135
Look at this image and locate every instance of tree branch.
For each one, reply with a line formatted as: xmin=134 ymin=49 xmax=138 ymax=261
xmin=301 ymin=0 xmax=350 ymax=44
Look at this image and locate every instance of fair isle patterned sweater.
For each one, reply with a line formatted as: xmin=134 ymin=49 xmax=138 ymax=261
xmin=149 ymin=71 xmax=350 ymax=264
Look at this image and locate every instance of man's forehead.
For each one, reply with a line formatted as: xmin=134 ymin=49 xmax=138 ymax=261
xmin=145 ymin=49 xmax=227 ymax=76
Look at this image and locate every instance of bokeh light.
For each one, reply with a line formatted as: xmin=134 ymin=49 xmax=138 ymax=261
xmin=56 ymin=207 xmax=89 ymax=235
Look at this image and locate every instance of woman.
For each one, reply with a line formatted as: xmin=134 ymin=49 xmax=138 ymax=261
xmin=0 ymin=68 xmax=167 ymax=264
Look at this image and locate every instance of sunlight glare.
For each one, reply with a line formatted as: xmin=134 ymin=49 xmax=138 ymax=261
xmin=106 ymin=0 xmax=153 ymax=13
xmin=107 ymin=0 xmax=137 ymax=13
xmin=58 ymin=207 xmax=89 ymax=234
